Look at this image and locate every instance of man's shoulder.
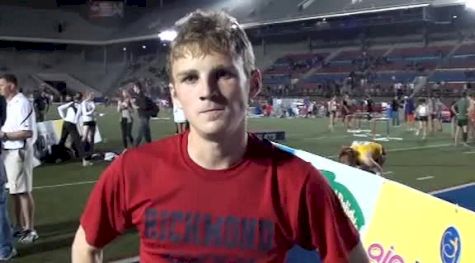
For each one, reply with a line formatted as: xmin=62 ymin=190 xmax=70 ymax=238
xmin=121 ymin=134 xmax=182 ymax=162
xmin=10 ymin=93 xmax=26 ymax=103
xmin=249 ymin=136 xmax=315 ymax=178
xmin=10 ymin=93 xmax=32 ymax=111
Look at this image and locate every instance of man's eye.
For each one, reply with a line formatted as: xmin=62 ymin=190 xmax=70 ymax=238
xmin=182 ymin=75 xmax=198 ymax=83
xmin=216 ymin=70 xmax=235 ymax=80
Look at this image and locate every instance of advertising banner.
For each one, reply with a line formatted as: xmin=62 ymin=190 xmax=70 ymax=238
xmin=274 ymin=143 xmax=475 ymax=262
xmin=35 ymin=120 xmax=102 ymax=160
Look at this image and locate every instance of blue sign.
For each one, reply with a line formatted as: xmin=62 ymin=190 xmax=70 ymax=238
xmin=440 ymin=226 xmax=461 ymax=263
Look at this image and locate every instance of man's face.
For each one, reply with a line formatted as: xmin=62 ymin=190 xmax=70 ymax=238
xmin=170 ymin=51 xmax=259 ymax=138
xmin=0 ymin=78 xmax=13 ymax=97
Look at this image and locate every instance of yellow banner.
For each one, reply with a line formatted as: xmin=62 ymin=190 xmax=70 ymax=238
xmin=364 ymin=181 xmax=475 ymax=263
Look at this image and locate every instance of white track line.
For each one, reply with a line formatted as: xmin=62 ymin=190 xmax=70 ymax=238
xmin=110 ymin=256 xmax=139 ymax=263
xmin=429 ymin=182 xmax=475 ymax=195
xmin=463 ymin=151 xmax=475 ymax=154
xmin=33 ymin=180 xmax=97 ymax=190
xmin=388 ymin=143 xmax=452 ymax=153
xmin=383 ymin=171 xmax=394 ymax=175
xmin=303 ymin=135 xmax=348 ymax=141
xmin=417 ymin=176 xmax=434 ymax=181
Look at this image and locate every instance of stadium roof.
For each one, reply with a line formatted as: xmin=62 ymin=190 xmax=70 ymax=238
xmin=0 ymin=0 xmax=467 ymax=45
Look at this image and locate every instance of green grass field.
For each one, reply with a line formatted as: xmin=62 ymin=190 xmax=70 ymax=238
xmin=11 ymin=105 xmax=475 ymax=262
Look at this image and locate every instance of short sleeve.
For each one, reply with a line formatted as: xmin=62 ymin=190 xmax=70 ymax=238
xmin=295 ymin=167 xmax=360 ymax=263
xmin=19 ymin=100 xmax=33 ymax=131
xmin=80 ymin=155 xmax=132 ymax=248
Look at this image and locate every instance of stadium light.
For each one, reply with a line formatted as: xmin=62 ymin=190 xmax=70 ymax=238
xmin=466 ymin=0 xmax=475 ymax=10
xmin=142 ymin=45 xmax=147 ymax=49
xmin=158 ymin=30 xmax=177 ymax=42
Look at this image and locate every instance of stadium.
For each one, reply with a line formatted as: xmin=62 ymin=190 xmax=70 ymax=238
xmin=0 ymin=0 xmax=474 ymax=262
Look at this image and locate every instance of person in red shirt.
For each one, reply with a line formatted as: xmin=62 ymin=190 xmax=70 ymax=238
xmin=72 ymin=10 xmax=368 ymax=263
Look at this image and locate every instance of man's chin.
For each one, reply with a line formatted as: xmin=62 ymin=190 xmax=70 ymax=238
xmin=193 ymin=123 xmax=237 ymax=139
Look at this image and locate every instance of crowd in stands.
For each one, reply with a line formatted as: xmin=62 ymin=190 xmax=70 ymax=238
xmin=262 ymin=40 xmax=475 ymax=99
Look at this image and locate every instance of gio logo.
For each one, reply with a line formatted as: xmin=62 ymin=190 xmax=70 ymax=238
xmin=321 ymin=170 xmax=365 ymax=230
xmin=440 ymin=226 xmax=461 ymax=263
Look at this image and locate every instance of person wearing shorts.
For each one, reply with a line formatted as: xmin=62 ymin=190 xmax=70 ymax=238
xmin=453 ymin=91 xmax=470 ymax=146
xmin=81 ymin=92 xmax=96 ymax=162
xmin=327 ymin=96 xmax=337 ymax=131
xmin=342 ymin=94 xmax=352 ymax=129
xmin=0 ymin=74 xmax=39 ymax=244
xmin=415 ymin=98 xmax=429 ymax=140
xmin=117 ymin=89 xmax=134 ymax=149
xmin=173 ymin=102 xmax=188 ymax=134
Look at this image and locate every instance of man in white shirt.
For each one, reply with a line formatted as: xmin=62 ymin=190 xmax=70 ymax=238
xmin=0 ymin=74 xmax=39 ymax=244
xmin=57 ymin=93 xmax=91 ymax=166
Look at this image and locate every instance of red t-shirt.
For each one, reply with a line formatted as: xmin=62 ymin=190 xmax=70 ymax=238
xmin=80 ymin=132 xmax=359 ymax=262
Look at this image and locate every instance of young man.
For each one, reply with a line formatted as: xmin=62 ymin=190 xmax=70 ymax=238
xmin=72 ymin=10 xmax=368 ymax=263
xmin=0 ymin=74 xmax=38 ymax=244
xmin=452 ymin=91 xmax=470 ymax=146
xmin=339 ymin=141 xmax=386 ymax=176
xmin=390 ymin=96 xmax=400 ymax=127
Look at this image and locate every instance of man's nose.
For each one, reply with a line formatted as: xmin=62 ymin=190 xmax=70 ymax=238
xmin=199 ymin=75 xmax=219 ymax=101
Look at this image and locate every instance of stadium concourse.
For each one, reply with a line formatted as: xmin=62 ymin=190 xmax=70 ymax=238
xmin=0 ymin=0 xmax=474 ymax=262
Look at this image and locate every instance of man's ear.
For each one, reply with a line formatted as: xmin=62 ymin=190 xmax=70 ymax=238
xmin=169 ymin=83 xmax=182 ymax=108
xmin=249 ymin=69 xmax=262 ymax=99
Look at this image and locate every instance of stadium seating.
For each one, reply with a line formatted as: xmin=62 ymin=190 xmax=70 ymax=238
xmin=263 ymin=52 xmax=328 ymax=86
xmin=430 ymin=70 xmax=475 ymax=83
xmin=453 ymin=43 xmax=475 ymax=56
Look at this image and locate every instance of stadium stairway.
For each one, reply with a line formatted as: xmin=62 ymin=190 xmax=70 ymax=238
xmin=294 ymin=49 xmax=341 ymax=86
xmin=29 ymin=74 xmax=62 ymax=98
xmin=436 ymin=41 xmax=464 ymax=70
xmin=36 ymin=73 xmax=100 ymax=96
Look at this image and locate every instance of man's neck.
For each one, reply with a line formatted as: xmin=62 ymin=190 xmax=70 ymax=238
xmin=6 ymin=91 xmax=18 ymax=102
xmin=187 ymin=128 xmax=248 ymax=170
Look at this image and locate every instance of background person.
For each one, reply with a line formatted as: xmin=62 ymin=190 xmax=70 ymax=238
xmin=0 ymin=74 xmax=38 ymax=244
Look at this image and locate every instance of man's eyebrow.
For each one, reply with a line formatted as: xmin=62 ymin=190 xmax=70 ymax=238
xmin=175 ymin=69 xmax=199 ymax=78
xmin=211 ymin=64 xmax=236 ymax=72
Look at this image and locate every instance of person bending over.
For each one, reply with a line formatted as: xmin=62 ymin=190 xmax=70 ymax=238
xmin=339 ymin=141 xmax=386 ymax=176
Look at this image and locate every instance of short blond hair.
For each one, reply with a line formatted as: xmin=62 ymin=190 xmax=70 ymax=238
xmin=168 ymin=10 xmax=255 ymax=77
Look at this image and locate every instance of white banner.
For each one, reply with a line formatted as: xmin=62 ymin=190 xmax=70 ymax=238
xmin=34 ymin=120 xmax=102 ymax=160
